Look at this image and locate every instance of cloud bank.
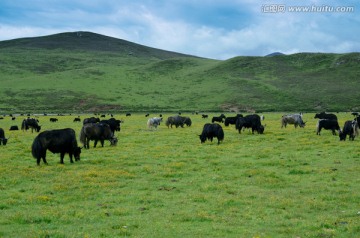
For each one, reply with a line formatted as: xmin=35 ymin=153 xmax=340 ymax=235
xmin=0 ymin=0 xmax=359 ymax=59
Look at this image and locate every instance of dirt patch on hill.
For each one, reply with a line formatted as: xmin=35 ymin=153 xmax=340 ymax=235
xmin=220 ymin=103 xmax=256 ymax=113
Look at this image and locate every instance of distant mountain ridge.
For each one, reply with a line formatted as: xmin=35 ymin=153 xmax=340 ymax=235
xmin=265 ymin=52 xmax=285 ymax=57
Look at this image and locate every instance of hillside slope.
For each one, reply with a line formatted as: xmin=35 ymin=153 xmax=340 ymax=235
xmin=0 ymin=32 xmax=359 ymax=113
xmin=0 ymin=31 xmax=197 ymax=60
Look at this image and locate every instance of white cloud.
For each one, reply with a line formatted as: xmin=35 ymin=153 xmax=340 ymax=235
xmin=0 ymin=25 xmax=60 ymax=40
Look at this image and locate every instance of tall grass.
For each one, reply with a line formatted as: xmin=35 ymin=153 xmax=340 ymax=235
xmin=0 ymin=112 xmax=359 ymax=237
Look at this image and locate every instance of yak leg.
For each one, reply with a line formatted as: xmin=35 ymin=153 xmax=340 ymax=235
xmin=41 ymin=155 xmax=48 ymax=165
xmin=41 ymin=150 xmax=48 ymax=165
xmin=94 ymin=140 xmax=98 ymax=148
xmin=100 ymin=140 xmax=105 ymax=147
xmin=69 ymin=153 xmax=74 ymax=163
xmin=60 ymin=153 xmax=65 ymax=164
xmin=86 ymin=138 xmax=90 ymax=149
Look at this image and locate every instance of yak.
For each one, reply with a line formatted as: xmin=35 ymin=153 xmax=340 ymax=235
xmin=281 ymin=114 xmax=306 ymax=128
xmin=199 ymin=123 xmax=224 ymax=145
xmin=165 ymin=115 xmax=192 ymax=128
xmin=235 ymin=114 xmax=264 ymax=134
xmin=314 ymin=112 xmax=337 ymax=121
xmin=80 ymin=123 xmax=118 ymax=149
xmin=147 ymin=117 xmax=163 ymax=130
xmin=211 ymin=114 xmax=226 ymax=123
xmin=316 ymin=119 xmax=341 ymax=135
xmin=31 ymin=128 xmax=81 ymax=165
xmin=100 ymin=118 xmax=122 ymax=133
xmin=9 ymin=125 xmax=19 ymax=131
xmin=21 ymin=118 xmax=41 ymax=132
xmin=339 ymin=120 xmax=359 ymax=141
xmin=0 ymin=128 xmax=8 ymax=145
xmin=83 ymin=117 xmax=100 ymax=125
xmin=224 ymin=114 xmax=243 ymax=127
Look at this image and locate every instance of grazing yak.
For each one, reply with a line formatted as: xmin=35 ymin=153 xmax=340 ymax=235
xmin=235 ymin=114 xmax=264 ymax=134
xmin=147 ymin=117 xmax=163 ymax=130
xmin=339 ymin=120 xmax=359 ymax=141
xmin=281 ymin=114 xmax=306 ymax=128
xmin=0 ymin=128 xmax=9 ymax=145
xmin=199 ymin=123 xmax=224 ymax=145
xmin=31 ymin=128 xmax=81 ymax=165
xmin=80 ymin=123 xmax=118 ymax=148
xmin=21 ymin=118 xmax=41 ymax=132
xmin=316 ymin=119 xmax=341 ymax=135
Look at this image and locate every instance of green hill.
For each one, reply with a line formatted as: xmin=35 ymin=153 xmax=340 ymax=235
xmin=0 ymin=31 xmax=359 ymax=113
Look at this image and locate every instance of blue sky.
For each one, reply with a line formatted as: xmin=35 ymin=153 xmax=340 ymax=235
xmin=0 ymin=0 xmax=359 ymax=59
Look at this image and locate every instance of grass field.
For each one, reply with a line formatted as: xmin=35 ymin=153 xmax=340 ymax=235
xmin=0 ymin=112 xmax=359 ymax=237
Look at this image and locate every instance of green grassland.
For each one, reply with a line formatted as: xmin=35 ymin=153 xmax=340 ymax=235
xmin=0 ymin=32 xmax=359 ymax=113
xmin=0 ymin=113 xmax=359 ymax=237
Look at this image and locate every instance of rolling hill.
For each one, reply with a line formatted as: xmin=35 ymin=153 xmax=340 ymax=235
xmin=0 ymin=31 xmax=359 ymax=114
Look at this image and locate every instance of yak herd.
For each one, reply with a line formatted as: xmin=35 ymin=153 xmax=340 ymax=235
xmin=0 ymin=111 xmax=359 ymax=165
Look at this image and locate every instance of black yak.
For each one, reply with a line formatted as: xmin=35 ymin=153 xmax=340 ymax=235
xmin=199 ymin=123 xmax=224 ymax=145
xmin=224 ymin=114 xmax=243 ymax=127
xmin=339 ymin=120 xmax=359 ymax=141
xmin=80 ymin=123 xmax=118 ymax=149
xmin=22 ymin=118 xmax=41 ymax=132
xmin=211 ymin=114 xmax=226 ymax=123
xmin=314 ymin=112 xmax=337 ymax=120
xmin=235 ymin=114 xmax=264 ymax=134
xmin=31 ymin=128 xmax=81 ymax=165
xmin=316 ymin=119 xmax=341 ymax=135
xmin=100 ymin=118 xmax=122 ymax=133
xmin=165 ymin=115 xmax=191 ymax=128
xmin=0 ymin=128 xmax=8 ymax=145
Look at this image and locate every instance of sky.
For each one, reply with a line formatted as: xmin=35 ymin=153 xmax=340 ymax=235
xmin=0 ymin=0 xmax=359 ymax=59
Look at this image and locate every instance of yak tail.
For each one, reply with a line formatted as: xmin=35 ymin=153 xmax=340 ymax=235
xmin=31 ymin=135 xmax=43 ymax=159
xmin=79 ymin=127 xmax=86 ymax=145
